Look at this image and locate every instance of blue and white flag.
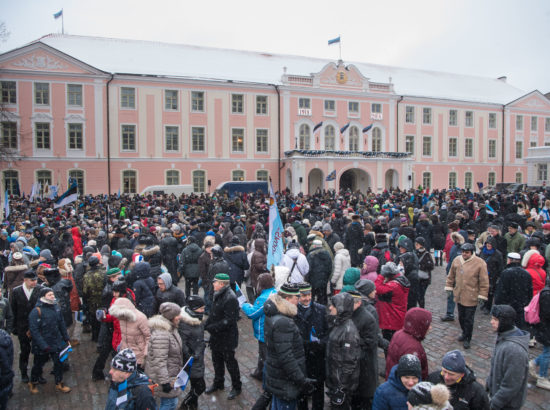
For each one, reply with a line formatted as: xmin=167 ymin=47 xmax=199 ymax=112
xmin=326 ymin=170 xmax=336 ymax=182
xmin=53 ymin=9 xmax=63 ymax=19
xmin=3 ymin=190 xmax=9 ymax=219
xmin=310 ymin=326 xmax=320 ymax=343
xmin=59 ymin=343 xmax=73 ymax=362
xmin=30 ymin=182 xmax=38 ymax=202
xmin=328 ymin=36 xmax=341 ymax=45
xmin=48 ymin=185 xmax=58 ymax=200
xmin=485 ymin=203 xmax=497 ymax=216
xmin=340 ymin=122 xmax=350 ymax=134
xmin=54 ymin=179 xmax=78 ymax=209
xmin=313 ymin=121 xmax=323 ymax=134
xmin=235 ymin=283 xmax=247 ymax=307
xmin=174 ymin=356 xmax=194 ymax=391
xmin=267 ymin=181 xmax=284 ymax=270
xmin=362 ymin=124 xmax=373 ymax=133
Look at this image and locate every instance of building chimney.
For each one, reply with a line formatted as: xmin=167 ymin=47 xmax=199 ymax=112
xmin=497 ymin=76 xmax=507 ymax=82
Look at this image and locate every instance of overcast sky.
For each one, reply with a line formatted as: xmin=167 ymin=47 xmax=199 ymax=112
xmin=2 ymin=0 xmax=550 ymax=94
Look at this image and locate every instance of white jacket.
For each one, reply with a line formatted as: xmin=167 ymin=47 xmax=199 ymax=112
xmin=331 ymin=248 xmax=351 ymax=290
xmin=280 ymin=248 xmax=310 ymax=283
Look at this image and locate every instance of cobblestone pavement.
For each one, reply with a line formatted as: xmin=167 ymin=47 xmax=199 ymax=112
xmin=8 ymin=264 xmax=550 ymax=409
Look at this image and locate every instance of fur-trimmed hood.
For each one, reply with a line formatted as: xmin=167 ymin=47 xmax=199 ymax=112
xmin=141 ymin=245 xmax=160 ymax=257
xmin=148 ymin=314 xmax=175 ymax=332
xmin=224 ymin=245 xmax=245 ymax=253
xmin=264 ymin=293 xmax=298 ymax=318
xmin=522 ymin=249 xmax=541 ymax=268
xmin=109 ymin=297 xmax=137 ymax=322
xmin=179 ymin=306 xmax=202 ymax=326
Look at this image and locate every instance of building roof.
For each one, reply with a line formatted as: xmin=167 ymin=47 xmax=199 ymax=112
xmin=28 ymin=34 xmax=527 ymax=105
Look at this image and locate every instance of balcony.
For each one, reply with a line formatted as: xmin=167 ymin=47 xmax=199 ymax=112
xmin=284 ymin=149 xmax=412 ymax=160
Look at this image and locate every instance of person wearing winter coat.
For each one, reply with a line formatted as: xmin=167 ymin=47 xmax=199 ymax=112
xmin=177 ymin=296 xmax=206 ymax=409
xmin=0 ymin=328 xmax=13 ymax=409
xmin=71 ymin=226 xmax=83 ymax=259
xmin=427 ymin=349 xmax=489 ymax=410
xmin=395 ymin=237 xmax=420 ymax=310
xmin=486 ymin=305 xmax=530 ymax=410
xmin=83 ymin=255 xmax=106 ymax=341
xmin=106 ymin=348 xmax=156 ymax=410
xmin=307 ymin=239 xmax=333 ymax=304
xmin=241 ymin=273 xmax=277 ymax=380
xmin=2 ymin=252 xmax=28 ymax=295
xmin=28 ymin=287 xmax=71 ymax=394
xmin=155 ymin=272 xmax=186 ymax=312
xmin=58 ymin=258 xmax=81 ymax=345
xmin=160 ymin=229 xmax=179 ymax=285
xmin=44 ymin=267 xmax=73 ymax=329
xmin=206 ymin=244 xmax=230 ymax=308
xmin=179 ymin=237 xmax=202 ymax=296
xmin=385 ymin=307 xmax=432 ymax=381
xmin=344 ymin=215 xmax=364 ymax=267
xmin=198 ymin=239 xmax=214 ymax=312
xmin=360 ymin=255 xmax=379 ymax=282
xmin=494 ymin=252 xmax=533 ymax=330
xmin=323 ymin=224 xmax=341 ymax=253
xmin=146 ymin=302 xmax=184 ymax=409
xmin=370 ymin=234 xmax=392 ymax=274
xmin=522 ymin=249 xmax=547 ymax=296
xmin=141 ymin=241 xmax=162 ymax=280
xmin=532 ymin=285 xmax=550 ymax=390
xmin=373 ymin=354 xmax=422 ymax=410
xmin=414 ymin=237 xmax=434 ymax=309
xmin=264 ymin=282 xmax=314 ymax=409
xmin=331 ymin=242 xmax=351 ymax=294
xmin=109 ymin=296 xmax=150 ymax=369
xmin=0 ymin=293 xmax=13 ymax=334
xmin=132 ymin=262 xmax=157 ymax=318
xmin=415 ymin=214 xmax=433 ymax=250
xmin=249 ymin=238 xmax=267 ymax=290
xmin=280 ymin=241 xmax=310 ymax=284
xmin=430 ymin=215 xmax=446 ymax=267
xmin=375 ymin=262 xmax=410 ymax=342
xmin=406 ymin=382 xmax=452 ymax=410
xmin=223 ymin=236 xmax=250 ymax=287
xmin=204 ymin=273 xmax=242 ymax=400
xmin=445 ymin=243 xmax=489 ymax=349
xmin=479 ymin=236 xmax=504 ymax=313
xmin=325 ymin=292 xmax=361 ymax=409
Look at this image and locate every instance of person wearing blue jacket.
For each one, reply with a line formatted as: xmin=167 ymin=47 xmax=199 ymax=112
xmin=373 ymin=354 xmax=421 ymax=410
xmin=241 ymin=272 xmax=276 ymax=380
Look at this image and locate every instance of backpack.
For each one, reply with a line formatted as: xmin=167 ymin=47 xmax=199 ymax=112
xmin=525 ymin=292 xmax=541 ymax=325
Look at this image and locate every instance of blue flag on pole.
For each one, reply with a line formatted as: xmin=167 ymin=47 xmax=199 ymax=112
xmin=362 ymin=124 xmax=373 ymax=133
xmin=174 ymin=356 xmax=194 ymax=391
xmin=53 ymin=9 xmax=63 ymax=19
xmin=3 ymin=190 xmax=9 ymax=219
xmin=340 ymin=122 xmax=350 ymax=134
xmin=59 ymin=344 xmax=73 ymax=362
xmin=313 ymin=121 xmax=323 ymax=133
xmin=328 ymin=36 xmax=341 ymax=45
xmin=326 ymin=170 xmax=336 ymax=181
xmin=267 ymin=181 xmax=284 ymax=270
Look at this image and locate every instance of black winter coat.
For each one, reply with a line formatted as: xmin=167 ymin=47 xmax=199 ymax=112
xmin=223 ymin=245 xmax=250 ymax=285
xmin=0 ymin=329 xmax=13 ymax=390
xmin=49 ymin=274 xmax=74 ymax=328
xmin=431 ymin=223 xmax=446 ymax=250
xmin=179 ymin=243 xmax=202 ymax=279
xmin=344 ymin=222 xmax=364 ymax=267
xmin=29 ymin=299 xmax=69 ymax=354
xmin=306 ymin=247 xmax=333 ymax=289
xmin=160 ymin=236 xmax=179 ymax=277
xmin=264 ymin=293 xmax=306 ymax=401
xmin=207 ymin=257 xmax=231 ymax=291
xmin=351 ymin=304 xmax=379 ymax=399
xmin=415 ymin=220 xmax=433 ymax=250
xmin=177 ymin=307 xmax=205 ymax=378
xmin=295 ymin=302 xmax=327 ymax=381
xmin=132 ymin=270 xmax=156 ymax=318
xmin=155 ymin=286 xmax=186 ymax=312
xmin=535 ymin=287 xmax=550 ymax=346
xmin=204 ymin=285 xmax=239 ymax=351
xmin=9 ymin=284 xmax=43 ymax=335
xmin=427 ymin=366 xmax=490 ymax=410
xmin=494 ymin=263 xmax=533 ymax=318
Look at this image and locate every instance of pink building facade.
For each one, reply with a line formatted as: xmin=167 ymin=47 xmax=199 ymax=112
xmin=1 ymin=34 xmax=550 ymax=196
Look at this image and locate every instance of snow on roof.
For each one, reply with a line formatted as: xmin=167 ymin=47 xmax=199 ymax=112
xmin=36 ymin=34 xmax=526 ymax=105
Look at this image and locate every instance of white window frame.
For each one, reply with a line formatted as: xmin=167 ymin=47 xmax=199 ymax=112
xmin=192 ymin=170 xmax=206 ymax=192
xmin=166 ymin=169 xmax=180 ymax=185
xmin=298 ymin=98 xmax=311 ymax=109
xmin=464 ymin=138 xmax=473 ymax=158
xmin=164 ymin=90 xmax=178 ymax=111
xmin=405 ymin=135 xmax=414 ymax=155
xmin=298 ymin=124 xmax=311 ymax=150
xmin=1 ymin=121 xmax=18 ymax=150
xmin=324 ymin=125 xmax=335 ymax=150
xmin=488 ymin=139 xmax=497 ymax=159
xmin=516 ymin=115 xmax=523 ymax=131
xmin=348 ymin=101 xmax=360 ymax=117
xmin=34 ymin=82 xmax=50 ymax=106
xmin=372 ymin=127 xmax=382 ymax=152
xmin=465 ymin=111 xmax=474 ymax=127
xmin=405 ymin=106 xmax=415 ymax=124
xmin=231 ymin=94 xmax=244 ymax=114
xmin=122 ymin=169 xmax=137 ymax=194
xmin=191 ymin=126 xmax=205 ymax=152
xmin=35 ymin=122 xmax=51 ymax=150
xmin=164 ymin=125 xmax=180 ymax=152
xmin=449 ymin=172 xmax=457 ymax=189
xmin=371 ymin=103 xmax=382 ymax=113
xmin=464 ymin=172 xmax=473 ymax=190
xmin=488 ymin=172 xmax=496 ymax=186
xmin=489 ymin=113 xmax=497 ymax=129
xmin=422 ymin=107 xmax=432 ymax=125
xmin=349 ymin=126 xmax=359 ymax=151
xmin=256 ymin=95 xmax=268 ymax=115
xmin=67 ymin=84 xmax=83 ymax=107
xmin=422 ymin=136 xmax=432 ymax=157
xmin=422 ymin=172 xmax=431 ymax=189
xmin=515 ymin=140 xmax=523 ymax=159
xmin=67 ymin=122 xmax=84 ymax=150
xmin=448 ymin=137 xmax=458 ymax=158
xmin=191 ymin=91 xmax=205 ymax=112
xmin=231 ymin=128 xmax=245 ymax=153
xmin=232 ymin=169 xmax=245 ymax=181
xmin=1 ymin=81 xmax=16 ymax=105
xmin=531 ymin=116 xmax=538 ymax=131
xmin=256 ymin=170 xmax=268 ymax=181
xmin=120 ymin=87 xmax=136 ymax=109
xmin=324 ymin=99 xmax=336 ymax=115
xmin=449 ymin=110 xmax=457 ymax=126
xmin=68 ymin=169 xmax=85 ymax=194
xmin=256 ymin=128 xmax=268 ymax=153
xmin=120 ymin=124 xmax=137 ymax=152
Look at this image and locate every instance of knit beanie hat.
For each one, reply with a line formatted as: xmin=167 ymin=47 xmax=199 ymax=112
xmin=408 ymin=382 xmax=450 ymax=407
xmin=322 ymin=223 xmax=332 ymax=232
xmin=381 ymin=262 xmax=400 ymax=278
xmin=111 ymin=348 xmax=137 ymax=373
xmin=396 ymin=354 xmax=422 ymax=379
xmin=40 ymin=287 xmax=54 ymax=298
xmin=106 ymin=267 xmax=121 ymax=278
xmin=186 ymin=295 xmax=205 ymax=311
xmin=355 ymin=279 xmax=376 ymax=297
xmin=159 ymin=302 xmax=181 ymax=321
xmin=441 ymin=350 xmax=466 ymax=373
xmin=490 ymin=304 xmax=516 ymax=333
xmin=231 ymin=236 xmax=241 ymax=246
xmin=88 ymin=255 xmax=100 ymax=267
xmin=333 ymin=242 xmax=345 ymax=252
xmin=40 ymin=249 xmax=53 ymax=260
xmin=279 ymin=282 xmax=300 ymax=296
xmin=257 ymin=273 xmax=274 ymax=292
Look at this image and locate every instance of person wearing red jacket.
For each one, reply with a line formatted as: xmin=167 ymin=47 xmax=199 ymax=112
xmin=375 ymin=262 xmax=410 ymax=342
xmin=522 ymin=250 xmax=547 ymax=296
xmin=385 ymin=307 xmax=432 ymax=381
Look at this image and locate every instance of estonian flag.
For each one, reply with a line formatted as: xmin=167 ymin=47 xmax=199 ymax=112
xmin=174 ymin=356 xmax=194 ymax=391
xmin=313 ymin=121 xmax=323 ymax=134
xmin=310 ymin=326 xmax=320 ymax=343
xmin=340 ymin=122 xmax=350 ymax=134
xmin=362 ymin=124 xmax=373 ymax=133
xmin=59 ymin=343 xmax=73 ymax=362
xmin=54 ymin=179 xmax=78 ymax=209
xmin=326 ymin=170 xmax=336 ymax=181
xmin=328 ymin=36 xmax=341 ymax=45
xmin=53 ymin=9 xmax=63 ymax=19
xmin=234 ymin=283 xmax=247 ymax=307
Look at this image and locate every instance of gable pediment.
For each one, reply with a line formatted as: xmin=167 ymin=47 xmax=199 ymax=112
xmin=508 ymin=91 xmax=550 ymax=112
xmin=314 ymin=62 xmax=369 ymax=91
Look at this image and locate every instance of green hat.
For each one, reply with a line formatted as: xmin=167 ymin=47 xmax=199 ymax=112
xmin=107 ymin=267 xmax=121 ymax=277
xmin=213 ymin=273 xmax=230 ymax=282
xmin=298 ymin=282 xmax=312 ymax=293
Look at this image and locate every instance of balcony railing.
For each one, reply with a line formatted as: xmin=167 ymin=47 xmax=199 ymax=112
xmin=284 ymin=149 xmax=412 ymax=159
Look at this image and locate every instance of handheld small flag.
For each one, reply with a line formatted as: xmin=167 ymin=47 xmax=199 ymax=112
xmin=485 ymin=203 xmax=497 ymax=216
xmin=340 ymin=122 xmax=350 ymax=134
xmin=174 ymin=356 xmax=194 ymax=391
xmin=53 ymin=9 xmax=63 ymax=19
xmin=54 ymin=179 xmax=78 ymax=209
xmin=328 ymin=36 xmax=341 ymax=45
xmin=235 ymin=283 xmax=247 ymax=307
xmin=267 ymin=180 xmax=284 ymax=270
xmin=362 ymin=124 xmax=373 ymax=133
xmin=326 ymin=170 xmax=336 ymax=182
xmin=310 ymin=326 xmax=320 ymax=343
xmin=3 ymin=190 xmax=9 ymax=219
xmin=59 ymin=344 xmax=73 ymax=362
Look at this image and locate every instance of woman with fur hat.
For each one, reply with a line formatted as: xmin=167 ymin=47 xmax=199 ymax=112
xmin=2 ymin=251 xmax=28 ymax=295
xmin=407 ymin=382 xmax=452 ymax=410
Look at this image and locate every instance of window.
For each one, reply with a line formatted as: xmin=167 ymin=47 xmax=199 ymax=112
xmin=423 ymin=108 xmax=432 ymax=124
xmin=191 ymin=91 xmax=204 ymax=112
xmin=166 ymin=170 xmax=180 ymax=185
xmin=1 ymin=122 xmax=17 ymax=149
xmin=488 ymin=172 xmax=496 ymax=186
xmin=422 ymin=172 xmax=431 ymax=189
xmin=324 ymin=125 xmax=335 ymax=150
xmin=1 ymin=81 xmax=16 ymax=104
xmin=515 ymin=141 xmax=523 ymax=159
xmin=405 ymin=106 xmax=415 ymax=123
xmin=232 ymin=170 xmax=244 ymax=181
xmin=349 ymin=127 xmax=359 ymax=151
xmin=449 ymin=172 xmax=457 ymax=189
xmin=465 ymin=172 xmax=472 ymax=190
xmin=422 ymin=136 xmax=431 ymax=156
xmin=465 ymin=138 xmax=473 ymax=158
xmin=192 ymin=170 xmax=206 ymax=192
xmin=488 ymin=140 xmax=497 ymax=158
xmin=165 ymin=126 xmax=179 ymax=151
xmin=538 ymin=164 xmax=548 ymax=181
xmin=515 ymin=172 xmax=522 ymax=183
xmin=231 ymin=94 xmax=244 ymax=114
xmin=37 ymin=170 xmax=52 ymax=194
xmin=299 ymin=98 xmax=310 ymax=109
xmin=299 ymin=124 xmax=310 ymax=150
xmin=67 ymin=84 xmax=82 ymax=107
xmin=348 ymin=101 xmax=359 ymax=115
xmin=121 ymin=125 xmax=136 ymax=151
xmin=448 ymin=137 xmax=457 ymax=157
xmin=232 ymin=128 xmax=244 ymax=152
xmin=371 ymin=103 xmax=381 ymax=113
xmin=405 ymin=135 xmax=414 ymax=155
xmin=3 ymin=170 xmax=19 ymax=195
xmin=449 ymin=110 xmax=457 ymax=126
xmin=256 ymin=95 xmax=267 ymax=115
xmin=68 ymin=123 xmax=83 ymax=149
xmin=122 ymin=170 xmax=137 ymax=193
xmin=35 ymin=123 xmax=50 ymax=149
xmin=34 ymin=83 xmax=49 ymax=105
xmin=256 ymin=170 xmax=268 ymax=181
xmin=531 ymin=116 xmax=538 ymax=131
xmin=465 ymin=111 xmax=473 ymax=127
xmin=191 ymin=127 xmax=205 ymax=152
xmin=69 ymin=170 xmax=84 ymax=194
xmin=546 ymin=118 xmax=550 ymax=132
xmin=120 ymin=87 xmax=135 ymax=109
xmin=165 ymin=90 xmax=178 ymax=110
xmin=531 ymin=141 xmax=537 ymax=147
xmin=372 ymin=128 xmax=381 ymax=152
xmin=256 ymin=129 xmax=268 ymax=153
xmin=516 ymin=115 xmax=523 ymax=130
xmin=324 ymin=100 xmax=335 ymax=113
xmin=489 ymin=113 xmax=497 ymax=129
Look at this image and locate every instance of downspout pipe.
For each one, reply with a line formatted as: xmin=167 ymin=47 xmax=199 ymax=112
xmin=396 ymin=96 xmax=403 ymax=152
xmin=501 ymin=103 xmax=506 ymax=183
xmin=270 ymin=84 xmax=282 ymax=192
xmin=106 ymin=73 xmax=114 ymax=228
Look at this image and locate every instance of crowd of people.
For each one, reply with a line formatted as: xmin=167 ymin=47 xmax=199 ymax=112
xmin=0 ymin=185 xmax=549 ymax=409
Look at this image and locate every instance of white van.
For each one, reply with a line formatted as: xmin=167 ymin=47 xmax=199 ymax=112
xmin=141 ymin=185 xmax=194 ymax=196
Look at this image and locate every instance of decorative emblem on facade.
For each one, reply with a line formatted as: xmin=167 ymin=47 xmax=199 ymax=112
xmin=525 ymin=99 xmax=545 ymax=108
xmin=336 ymin=70 xmax=348 ymax=84
xmin=12 ymin=54 xmax=66 ymax=70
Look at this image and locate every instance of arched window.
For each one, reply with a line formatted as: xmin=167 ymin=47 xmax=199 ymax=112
xmin=299 ymin=124 xmax=310 ymax=150
xmin=3 ymin=170 xmax=19 ymax=196
xmin=324 ymin=125 xmax=335 ymax=150
xmin=166 ymin=170 xmax=180 ymax=185
xmin=349 ymin=126 xmax=359 ymax=151
xmin=122 ymin=170 xmax=137 ymax=193
xmin=372 ymin=127 xmax=381 ymax=152
xmin=192 ymin=170 xmax=206 ymax=192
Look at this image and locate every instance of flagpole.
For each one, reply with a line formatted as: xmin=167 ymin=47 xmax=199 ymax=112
xmin=62 ymin=9 xmax=64 ymax=34
xmin=339 ymin=35 xmax=342 ymax=60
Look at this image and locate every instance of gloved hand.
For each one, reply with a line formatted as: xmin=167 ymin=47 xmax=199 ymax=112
xmin=96 ymin=309 xmax=106 ymax=321
xmin=301 ymin=377 xmax=317 ymax=395
xmin=330 ymin=389 xmax=346 ymax=406
xmin=161 ymin=383 xmax=172 ymax=393
xmin=446 ymin=290 xmax=453 ymax=298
